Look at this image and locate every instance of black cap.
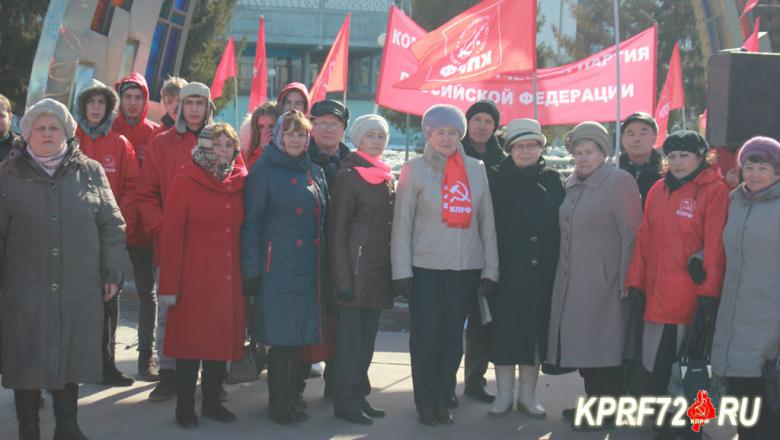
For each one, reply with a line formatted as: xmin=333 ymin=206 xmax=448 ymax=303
xmin=465 ymin=99 xmax=500 ymax=132
xmin=662 ymin=130 xmax=709 ymax=157
xmin=620 ymin=111 xmax=658 ymax=134
xmin=310 ymin=99 xmax=349 ymax=126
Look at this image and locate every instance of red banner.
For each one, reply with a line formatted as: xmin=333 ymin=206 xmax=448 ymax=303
xmin=654 ymin=41 xmax=684 ymax=146
xmin=248 ymin=16 xmax=268 ymax=112
xmin=310 ymin=14 xmax=350 ymax=104
xmin=742 ymin=17 xmax=760 ymax=52
xmin=395 ymin=0 xmax=536 ymax=89
xmin=376 ymin=6 xmax=657 ymax=126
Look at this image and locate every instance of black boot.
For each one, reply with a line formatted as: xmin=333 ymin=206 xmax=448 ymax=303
xmin=201 ymin=361 xmax=236 ymax=423
xmin=287 ymin=352 xmax=309 ymax=421
xmin=15 ymin=389 xmax=41 ymax=440
xmin=174 ymin=360 xmax=198 ymax=429
xmin=267 ymin=348 xmax=301 ymax=426
xmin=149 ymin=368 xmax=176 ymax=402
xmin=52 ymin=383 xmax=88 ymax=440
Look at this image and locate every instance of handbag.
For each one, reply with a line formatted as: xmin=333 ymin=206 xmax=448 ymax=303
xmin=228 ymin=302 xmax=259 ymax=383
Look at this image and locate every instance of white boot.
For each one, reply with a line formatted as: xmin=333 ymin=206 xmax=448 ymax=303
xmin=517 ymin=364 xmax=546 ymax=419
xmin=488 ymin=365 xmax=515 ymax=417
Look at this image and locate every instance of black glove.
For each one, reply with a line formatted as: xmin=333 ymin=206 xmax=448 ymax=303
xmin=243 ymin=275 xmax=261 ymax=297
xmin=336 ymin=289 xmax=356 ymax=302
xmin=393 ymin=278 xmax=413 ymax=299
xmin=628 ymin=287 xmax=646 ymax=312
xmin=480 ymin=278 xmax=498 ymax=296
xmin=687 ymin=256 xmax=707 ymax=285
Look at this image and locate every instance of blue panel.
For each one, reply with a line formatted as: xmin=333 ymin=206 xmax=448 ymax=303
xmin=171 ymin=12 xmax=186 ymax=26
xmin=158 ymin=27 xmax=182 ymax=98
xmin=159 ymin=0 xmax=172 ymax=18
xmin=174 ymin=0 xmax=189 ymax=12
xmin=145 ymin=23 xmax=168 ymax=100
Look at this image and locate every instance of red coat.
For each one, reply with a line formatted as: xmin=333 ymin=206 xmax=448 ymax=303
xmin=626 ymin=167 xmax=729 ymax=324
xmin=135 ymin=127 xmax=197 ymax=263
xmin=159 ymin=161 xmax=247 ymax=361
xmin=113 ymin=72 xmax=159 ymax=247
xmin=76 ymin=127 xmax=139 ymax=236
xmin=242 ymin=147 xmax=262 ymax=171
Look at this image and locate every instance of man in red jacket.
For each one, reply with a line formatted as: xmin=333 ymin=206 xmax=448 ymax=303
xmin=136 ymin=81 xmax=215 ymax=402
xmin=113 ymin=73 xmax=161 ymax=382
xmin=74 ymin=79 xmax=139 ymax=387
xmin=150 ymin=75 xmax=187 ymax=140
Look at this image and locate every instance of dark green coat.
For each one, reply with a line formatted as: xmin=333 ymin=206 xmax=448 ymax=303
xmin=0 ymin=144 xmax=126 ymax=389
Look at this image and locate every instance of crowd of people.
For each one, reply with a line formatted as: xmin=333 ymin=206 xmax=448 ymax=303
xmin=0 ymin=71 xmax=778 ymax=440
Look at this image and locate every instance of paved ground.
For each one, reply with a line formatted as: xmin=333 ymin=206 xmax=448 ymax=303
xmin=0 ymin=292 xmax=738 ymax=439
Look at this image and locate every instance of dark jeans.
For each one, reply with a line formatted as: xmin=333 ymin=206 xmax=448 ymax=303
xmin=128 ymin=246 xmax=157 ymax=354
xmin=409 ymin=267 xmax=478 ymax=412
xmin=464 ymin=295 xmax=489 ymax=389
xmin=102 ymin=296 xmax=119 ymax=371
xmin=649 ymin=324 xmax=701 ymax=439
xmin=332 ymin=307 xmax=381 ymax=412
xmin=728 ymin=376 xmax=779 ymax=440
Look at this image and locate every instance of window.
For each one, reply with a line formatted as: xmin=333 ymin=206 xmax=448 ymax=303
xmin=90 ymin=0 xmax=134 ymax=36
xmin=69 ymin=63 xmax=96 ymax=108
xmin=146 ymin=0 xmax=192 ymax=101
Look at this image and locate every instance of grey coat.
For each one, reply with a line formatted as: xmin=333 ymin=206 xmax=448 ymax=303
xmin=711 ymin=182 xmax=780 ymax=378
xmin=547 ymin=164 xmax=642 ymax=368
xmin=0 ymin=145 xmax=126 ymax=389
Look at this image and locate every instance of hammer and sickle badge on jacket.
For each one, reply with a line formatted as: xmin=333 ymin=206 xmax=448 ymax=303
xmin=676 ymin=198 xmax=696 ymax=219
xmin=687 ymin=390 xmax=717 ymax=432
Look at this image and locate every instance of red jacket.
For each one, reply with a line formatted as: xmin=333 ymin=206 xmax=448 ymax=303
xmin=113 ymin=72 xmax=159 ymax=247
xmin=159 ymin=161 xmax=247 ymax=361
xmin=242 ymin=147 xmax=262 ymax=172
xmin=135 ymin=127 xmax=198 ymax=263
xmin=76 ymin=127 xmax=139 ymax=237
xmin=626 ymin=167 xmax=729 ymax=324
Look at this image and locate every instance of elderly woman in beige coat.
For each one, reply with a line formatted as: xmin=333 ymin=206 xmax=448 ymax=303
xmin=392 ymin=104 xmax=498 ymax=427
xmin=0 ymin=99 xmax=126 ymax=439
xmin=546 ymin=121 xmax=642 ymax=430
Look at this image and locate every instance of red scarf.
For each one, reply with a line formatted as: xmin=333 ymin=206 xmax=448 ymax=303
xmin=441 ymin=152 xmax=472 ymax=228
xmin=354 ymin=150 xmax=393 ymax=184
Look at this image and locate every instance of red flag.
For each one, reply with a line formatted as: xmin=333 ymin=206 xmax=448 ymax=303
xmin=211 ymin=36 xmax=236 ymax=100
xmin=248 ymin=17 xmax=268 ymax=111
xmin=699 ymin=109 xmax=708 ymax=134
xmin=742 ymin=17 xmax=761 ymax=52
xmin=395 ymin=0 xmax=536 ymax=90
xmin=654 ymin=42 xmax=684 ymax=146
xmin=309 ymin=14 xmax=350 ymax=104
xmin=741 ymin=0 xmax=759 ymax=17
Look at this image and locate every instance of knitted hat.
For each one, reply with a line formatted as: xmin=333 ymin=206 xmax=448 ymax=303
xmin=662 ymin=130 xmax=708 ymax=157
xmin=504 ymin=118 xmax=546 ymax=151
xmin=465 ymin=99 xmax=500 ymax=132
xmin=76 ymin=79 xmax=118 ymax=123
xmin=175 ymin=82 xmax=215 ymax=134
xmin=310 ymin=99 xmax=349 ymax=126
xmin=738 ymin=136 xmax=780 ymax=174
xmin=620 ymin=111 xmax=658 ymax=134
xmin=118 ymin=81 xmax=142 ymax=96
xmin=565 ymin=121 xmax=612 ymax=156
xmin=349 ymin=114 xmax=389 ymax=149
xmin=422 ymin=104 xmax=467 ymax=140
xmin=21 ymin=98 xmax=77 ymax=141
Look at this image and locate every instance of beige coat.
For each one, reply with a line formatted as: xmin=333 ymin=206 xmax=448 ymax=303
xmin=0 ymin=145 xmax=126 ymax=389
xmin=391 ymin=142 xmax=498 ymax=281
xmin=547 ymin=164 xmax=642 ymax=368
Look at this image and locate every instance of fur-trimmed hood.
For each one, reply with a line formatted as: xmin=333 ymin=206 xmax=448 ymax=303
xmin=74 ymin=79 xmax=119 ymax=139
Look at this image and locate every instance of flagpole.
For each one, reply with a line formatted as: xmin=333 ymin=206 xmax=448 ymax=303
xmin=613 ymin=0 xmax=622 ymax=162
xmin=681 ymin=105 xmax=687 ymax=130
xmin=234 ymin=72 xmax=239 ymax=127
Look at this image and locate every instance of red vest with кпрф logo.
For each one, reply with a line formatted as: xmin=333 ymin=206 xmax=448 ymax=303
xmin=625 ymin=166 xmax=729 ymax=325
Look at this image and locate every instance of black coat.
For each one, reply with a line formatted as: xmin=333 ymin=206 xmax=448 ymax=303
xmin=462 ymin=134 xmax=506 ymax=167
xmin=0 ymin=131 xmax=18 ymax=164
xmin=619 ymin=149 xmax=662 ymax=208
xmin=486 ymin=157 xmax=564 ymax=365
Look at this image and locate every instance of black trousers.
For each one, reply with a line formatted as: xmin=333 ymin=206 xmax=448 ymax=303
xmin=464 ymin=295 xmax=489 ymax=389
xmin=728 ymin=376 xmax=779 ymax=440
xmin=579 ymin=366 xmax=625 ymax=397
xmin=175 ymin=359 xmax=226 ymax=408
xmin=102 ymin=296 xmax=119 ymax=372
xmin=409 ymin=267 xmax=477 ymax=412
xmin=649 ymin=324 xmax=702 ymax=439
xmin=332 ymin=307 xmax=381 ymax=412
xmin=127 ymin=246 xmax=157 ymax=354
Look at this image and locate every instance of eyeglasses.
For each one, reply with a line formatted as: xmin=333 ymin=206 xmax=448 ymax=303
xmin=314 ymin=121 xmax=343 ymax=130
